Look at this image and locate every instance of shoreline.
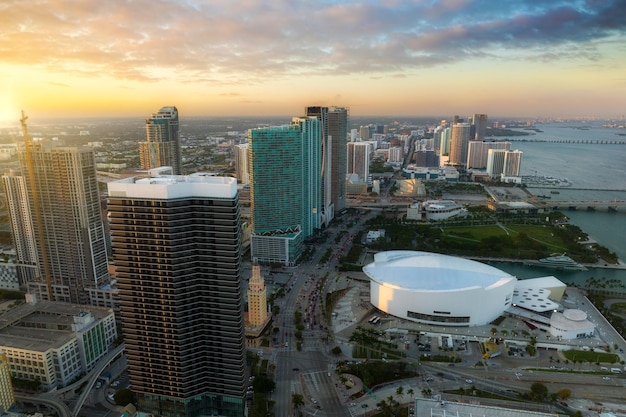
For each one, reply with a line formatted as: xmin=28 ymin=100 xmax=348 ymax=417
xmin=465 ymin=256 xmax=626 ymax=271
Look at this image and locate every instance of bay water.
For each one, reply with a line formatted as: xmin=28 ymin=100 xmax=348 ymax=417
xmin=489 ymin=122 xmax=626 ymax=285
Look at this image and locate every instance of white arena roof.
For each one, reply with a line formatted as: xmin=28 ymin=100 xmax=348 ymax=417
xmin=363 ymin=250 xmax=515 ymax=291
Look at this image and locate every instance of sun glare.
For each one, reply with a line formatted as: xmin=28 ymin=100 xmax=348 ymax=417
xmin=0 ymin=96 xmax=20 ymax=128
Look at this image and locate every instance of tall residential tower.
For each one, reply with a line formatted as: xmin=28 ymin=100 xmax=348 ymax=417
xmin=4 ymin=114 xmax=110 ymax=304
xmin=138 ymin=106 xmax=182 ymax=175
xmin=448 ymin=122 xmax=471 ymax=166
xmin=108 ymin=170 xmax=246 ymax=417
xmin=305 ymin=106 xmax=349 ymax=222
xmin=248 ymin=117 xmax=322 ymax=265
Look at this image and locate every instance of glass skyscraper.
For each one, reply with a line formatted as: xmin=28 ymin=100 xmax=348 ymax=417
xmin=248 ymin=117 xmax=322 ymax=265
xmin=108 ymin=171 xmax=246 ymax=417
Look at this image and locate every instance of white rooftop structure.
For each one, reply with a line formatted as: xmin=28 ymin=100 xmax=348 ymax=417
xmin=364 ymin=251 xmax=515 ymax=291
xmin=108 ymin=168 xmax=238 ymax=199
xmin=364 ymin=251 xmax=516 ymax=326
xmin=512 ymin=287 xmax=560 ymax=313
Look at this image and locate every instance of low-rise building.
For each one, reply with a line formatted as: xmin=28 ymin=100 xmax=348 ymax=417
xmin=407 ymin=200 xmax=468 ymax=221
xmin=366 ymin=230 xmax=386 ymax=244
xmin=0 ymin=300 xmax=117 ymax=390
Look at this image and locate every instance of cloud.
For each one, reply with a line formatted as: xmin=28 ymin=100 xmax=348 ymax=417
xmin=1 ymin=0 xmax=625 ymax=83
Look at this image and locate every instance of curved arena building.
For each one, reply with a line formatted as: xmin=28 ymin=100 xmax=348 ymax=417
xmin=363 ymin=251 xmax=517 ymax=327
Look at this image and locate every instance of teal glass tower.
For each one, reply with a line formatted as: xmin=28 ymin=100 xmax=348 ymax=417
xmin=249 ymin=117 xmax=322 ymax=265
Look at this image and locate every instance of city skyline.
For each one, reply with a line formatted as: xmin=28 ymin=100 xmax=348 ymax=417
xmin=2 ymin=0 xmax=626 ymax=124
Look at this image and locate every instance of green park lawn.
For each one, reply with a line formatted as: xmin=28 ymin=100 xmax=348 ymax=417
xmin=435 ymin=223 xmax=583 ymax=260
xmin=441 ymin=224 xmax=568 ymax=251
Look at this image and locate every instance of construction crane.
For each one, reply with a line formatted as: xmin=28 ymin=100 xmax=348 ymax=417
xmin=21 ymin=111 xmax=55 ymax=301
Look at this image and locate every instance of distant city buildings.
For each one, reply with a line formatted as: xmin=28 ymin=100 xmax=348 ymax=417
xmin=138 ymin=106 xmax=182 ymax=175
xmin=108 ymin=169 xmax=246 ymax=417
xmin=414 ymin=149 xmax=439 ymax=168
xmin=466 ymin=141 xmax=511 ymax=169
xmin=234 ymin=143 xmax=250 ymax=184
xmin=448 ymin=122 xmax=471 ymax=166
xmin=487 ymin=148 xmax=523 ymax=180
xmin=503 ymin=149 xmax=523 ymax=177
xmin=471 ymin=113 xmax=488 ymax=140
xmin=402 ymin=165 xmax=460 ymax=182
xmin=3 ymin=117 xmax=110 ymax=304
xmin=347 ymin=141 xmax=372 ymax=183
xmin=486 ymin=148 xmax=506 ymax=178
xmin=0 ymin=300 xmax=116 ymax=390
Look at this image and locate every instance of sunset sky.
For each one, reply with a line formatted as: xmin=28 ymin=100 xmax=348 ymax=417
xmin=2 ymin=0 xmax=626 ymax=123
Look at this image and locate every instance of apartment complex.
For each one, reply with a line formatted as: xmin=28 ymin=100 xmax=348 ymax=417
xmin=138 ymin=106 xmax=182 ymax=175
xmin=108 ymin=170 xmax=246 ymax=417
xmin=5 ymin=126 xmax=110 ymax=304
xmin=248 ymin=117 xmax=322 ymax=266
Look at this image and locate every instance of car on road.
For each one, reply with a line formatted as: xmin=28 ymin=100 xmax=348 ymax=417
xmin=602 ymin=376 xmax=611 ymax=380
xmin=311 ymin=397 xmax=318 ymax=404
xmin=95 ymin=382 xmax=101 ymax=389
xmin=465 ymin=379 xmax=473 ymax=384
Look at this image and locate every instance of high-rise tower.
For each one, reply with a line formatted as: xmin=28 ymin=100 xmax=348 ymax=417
xmin=234 ymin=143 xmax=250 ymax=184
xmin=1 ymin=169 xmax=38 ymax=287
xmin=304 ymin=106 xmax=349 ymax=222
xmin=248 ymin=117 xmax=322 ymax=265
xmin=6 ymin=114 xmax=110 ymax=304
xmin=487 ymin=149 xmax=507 ymax=178
xmin=472 ymin=114 xmax=488 ymax=140
xmin=449 ymin=123 xmax=471 ymax=166
xmin=138 ymin=106 xmax=182 ymax=175
xmin=327 ymin=107 xmax=349 ymax=213
xmin=466 ymin=141 xmax=511 ymax=169
xmin=503 ymin=150 xmax=523 ymax=177
xmin=347 ymin=141 xmax=372 ymax=182
xmin=108 ymin=169 xmax=246 ymax=417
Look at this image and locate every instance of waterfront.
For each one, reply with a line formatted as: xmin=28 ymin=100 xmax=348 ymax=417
xmin=494 ymin=122 xmax=626 ymax=285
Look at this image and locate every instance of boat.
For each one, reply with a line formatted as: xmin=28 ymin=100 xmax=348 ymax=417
xmin=524 ymin=253 xmax=587 ymax=271
xmin=550 ymin=190 xmax=560 ymax=194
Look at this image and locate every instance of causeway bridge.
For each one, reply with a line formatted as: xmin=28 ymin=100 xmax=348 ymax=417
xmin=535 ymin=200 xmax=626 ymax=212
xmin=497 ymin=138 xmax=626 ymax=144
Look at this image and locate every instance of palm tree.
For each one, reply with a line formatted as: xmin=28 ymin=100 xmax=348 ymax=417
xmin=407 ymin=388 xmax=415 ymax=404
xmin=292 ymin=393 xmax=304 ymax=413
xmin=396 ymin=386 xmax=404 ymax=404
